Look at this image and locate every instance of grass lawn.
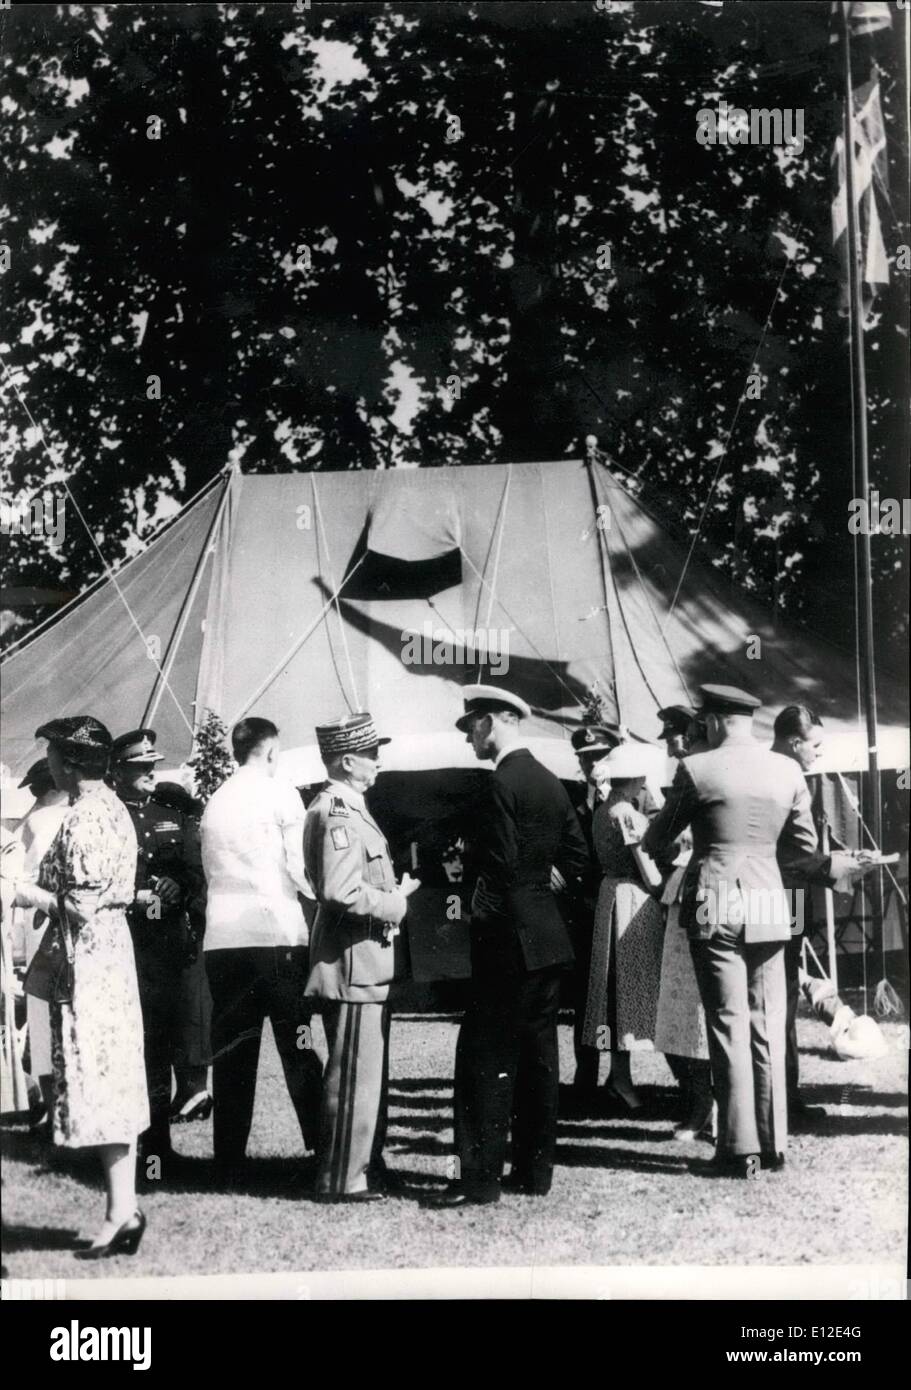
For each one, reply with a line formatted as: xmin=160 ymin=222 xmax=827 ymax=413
xmin=2 ymin=995 xmax=907 ymax=1285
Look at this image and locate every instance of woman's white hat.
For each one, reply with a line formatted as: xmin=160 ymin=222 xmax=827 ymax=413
xmin=604 ymin=741 xmax=656 ymax=779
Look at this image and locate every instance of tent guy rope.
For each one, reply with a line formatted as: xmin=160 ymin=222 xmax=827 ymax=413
xmin=0 ymin=357 xmax=195 ymax=738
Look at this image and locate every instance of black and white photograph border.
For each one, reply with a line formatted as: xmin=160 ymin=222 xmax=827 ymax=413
xmin=0 ymin=1 xmax=908 ymax=1303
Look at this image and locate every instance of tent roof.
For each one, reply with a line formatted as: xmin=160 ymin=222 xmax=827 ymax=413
xmin=2 ymin=459 xmax=907 ymax=786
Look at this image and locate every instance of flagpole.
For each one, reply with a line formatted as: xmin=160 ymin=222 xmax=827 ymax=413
xmin=840 ymin=1 xmax=883 ymax=862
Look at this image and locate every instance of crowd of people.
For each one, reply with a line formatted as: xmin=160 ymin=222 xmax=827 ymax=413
xmin=0 ymin=682 xmax=881 ymax=1253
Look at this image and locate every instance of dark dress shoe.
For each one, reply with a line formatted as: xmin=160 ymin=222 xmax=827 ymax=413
xmin=761 ymin=1152 xmax=786 ymax=1172
xmin=369 ymin=1164 xmax=407 ymax=1195
xmin=316 ymin=1189 xmax=388 ymax=1205
xmin=170 ymin=1091 xmax=213 ymax=1124
xmin=424 ymin=1184 xmax=500 ymax=1209
xmin=788 ymin=1097 xmax=827 ymax=1127
xmin=711 ymin=1152 xmax=761 ymax=1180
xmin=600 ymin=1085 xmax=646 ymax=1118
xmin=74 ymin=1210 xmax=146 ymax=1261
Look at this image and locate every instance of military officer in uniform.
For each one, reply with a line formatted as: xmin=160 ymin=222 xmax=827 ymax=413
xmin=565 ymin=726 xmax=617 ymax=1105
xmin=304 ymin=713 xmax=420 ymax=1203
xmin=657 ymin=705 xmax=698 ymax=761
xmin=111 ymin=729 xmax=206 ymax=1168
xmin=431 ymin=686 xmax=588 ymax=1207
xmin=152 ymin=779 xmax=213 ymax=1124
xmin=643 ymin=685 xmax=826 ymax=1178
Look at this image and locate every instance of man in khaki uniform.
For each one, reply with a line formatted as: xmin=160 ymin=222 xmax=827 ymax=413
xmin=305 ymin=713 xmax=420 ymax=1203
xmin=644 ymin=684 xmax=825 ymax=1178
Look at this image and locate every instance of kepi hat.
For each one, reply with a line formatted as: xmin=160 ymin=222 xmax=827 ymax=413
xmin=315 ymin=712 xmax=391 ymax=760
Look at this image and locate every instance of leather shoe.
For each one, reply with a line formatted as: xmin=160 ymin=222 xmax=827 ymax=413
xmin=760 ymin=1152 xmax=786 ymax=1172
xmin=712 ymin=1152 xmax=761 ymax=1180
xmin=424 ymin=1184 xmax=500 ymax=1209
xmin=788 ymin=1097 xmax=827 ymax=1127
xmin=315 ymin=1189 xmax=387 ymax=1205
xmin=368 ymin=1162 xmax=408 ymax=1195
xmin=694 ymin=1151 xmax=761 ymax=1180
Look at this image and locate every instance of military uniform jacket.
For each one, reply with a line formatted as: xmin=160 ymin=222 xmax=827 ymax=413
xmin=472 ymin=748 xmax=589 ymax=972
xmin=118 ymin=791 xmax=206 ymax=948
xmin=642 ymin=740 xmax=820 ymax=943
xmin=304 ymin=780 xmax=407 ymax=1003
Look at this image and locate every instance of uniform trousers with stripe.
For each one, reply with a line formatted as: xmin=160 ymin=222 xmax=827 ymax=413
xmin=690 ymin=924 xmax=787 ymax=1157
xmin=131 ymin=919 xmax=183 ymax=1158
xmin=174 ymin=948 xmax=213 ymax=1097
xmin=205 ymin=946 xmax=322 ymax=1167
xmin=316 ymin=1001 xmax=389 ymax=1196
xmin=454 ymin=930 xmax=563 ymax=1197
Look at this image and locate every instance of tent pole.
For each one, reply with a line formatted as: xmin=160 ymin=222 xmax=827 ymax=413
xmin=820 ymin=818 xmax=839 ymax=992
xmin=840 ymin=4 xmax=884 ymax=922
xmin=141 ymin=466 xmax=235 ymax=730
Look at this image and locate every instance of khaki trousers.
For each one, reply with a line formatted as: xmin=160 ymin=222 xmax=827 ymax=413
xmin=690 ymin=926 xmax=787 ymax=1157
xmin=316 ymin=1001 xmax=389 ymax=1196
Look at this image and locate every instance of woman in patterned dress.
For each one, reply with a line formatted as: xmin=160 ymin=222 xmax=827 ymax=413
xmin=582 ymin=743 xmax=665 ymax=1111
xmin=9 ymin=718 xmax=149 ymax=1259
xmin=654 ymin=829 xmax=713 ymax=1139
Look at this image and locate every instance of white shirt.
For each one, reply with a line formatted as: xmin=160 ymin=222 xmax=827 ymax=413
xmin=201 ymin=764 xmax=312 ymax=950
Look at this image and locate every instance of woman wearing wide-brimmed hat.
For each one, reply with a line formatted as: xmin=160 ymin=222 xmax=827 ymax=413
xmin=6 ymin=717 xmax=148 ymax=1259
xmin=581 ymin=741 xmax=665 ymax=1112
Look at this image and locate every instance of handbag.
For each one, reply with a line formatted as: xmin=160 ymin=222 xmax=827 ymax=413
xmin=23 ymin=894 xmax=76 ymax=1005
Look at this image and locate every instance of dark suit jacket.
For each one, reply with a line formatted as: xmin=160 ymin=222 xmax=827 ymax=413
xmin=472 ymin=748 xmax=589 ymax=972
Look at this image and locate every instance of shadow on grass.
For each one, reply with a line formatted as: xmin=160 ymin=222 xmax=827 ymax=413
xmin=387 ymin=1077 xmax=454 ymax=1093
xmin=558 ymin=1122 xmax=676 ymax=1143
xmin=388 ymin=1093 xmax=453 ymax=1111
xmin=555 ymin=1143 xmax=689 ymax=1174
xmin=3 ymin=1223 xmax=82 ymax=1256
xmin=790 ymin=1112 xmax=907 ymax=1138
xmin=800 ymin=1084 xmax=907 ymax=1107
xmin=3 ymin=1224 xmax=81 ymax=1254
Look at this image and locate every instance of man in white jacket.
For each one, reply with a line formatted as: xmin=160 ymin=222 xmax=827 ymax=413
xmin=201 ymin=717 xmax=321 ymax=1182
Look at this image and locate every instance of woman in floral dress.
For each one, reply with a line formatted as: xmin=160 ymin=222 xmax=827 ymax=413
xmin=9 ymin=717 xmax=149 ymax=1259
xmin=582 ymin=743 xmax=665 ymax=1111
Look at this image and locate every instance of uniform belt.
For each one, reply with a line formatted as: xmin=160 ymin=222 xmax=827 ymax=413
xmin=693 ymin=844 xmax=779 ymax=858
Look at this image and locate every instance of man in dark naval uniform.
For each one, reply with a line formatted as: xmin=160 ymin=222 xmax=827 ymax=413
xmin=565 ymin=725 xmax=619 ymax=1105
xmin=111 ymin=729 xmax=206 ymax=1170
xmin=430 ymin=685 xmax=588 ymax=1208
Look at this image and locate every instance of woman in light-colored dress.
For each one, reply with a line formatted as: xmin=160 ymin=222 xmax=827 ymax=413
xmin=8 ymin=717 xmax=149 ymax=1259
xmin=582 ymin=743 xmax=665 ymax=1111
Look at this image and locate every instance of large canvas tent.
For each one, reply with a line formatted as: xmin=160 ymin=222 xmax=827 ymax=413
xmin=2 ymin=457 xmax=909 ymax=786
xmin=3 ymin=457 xmax=907 ymax=982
